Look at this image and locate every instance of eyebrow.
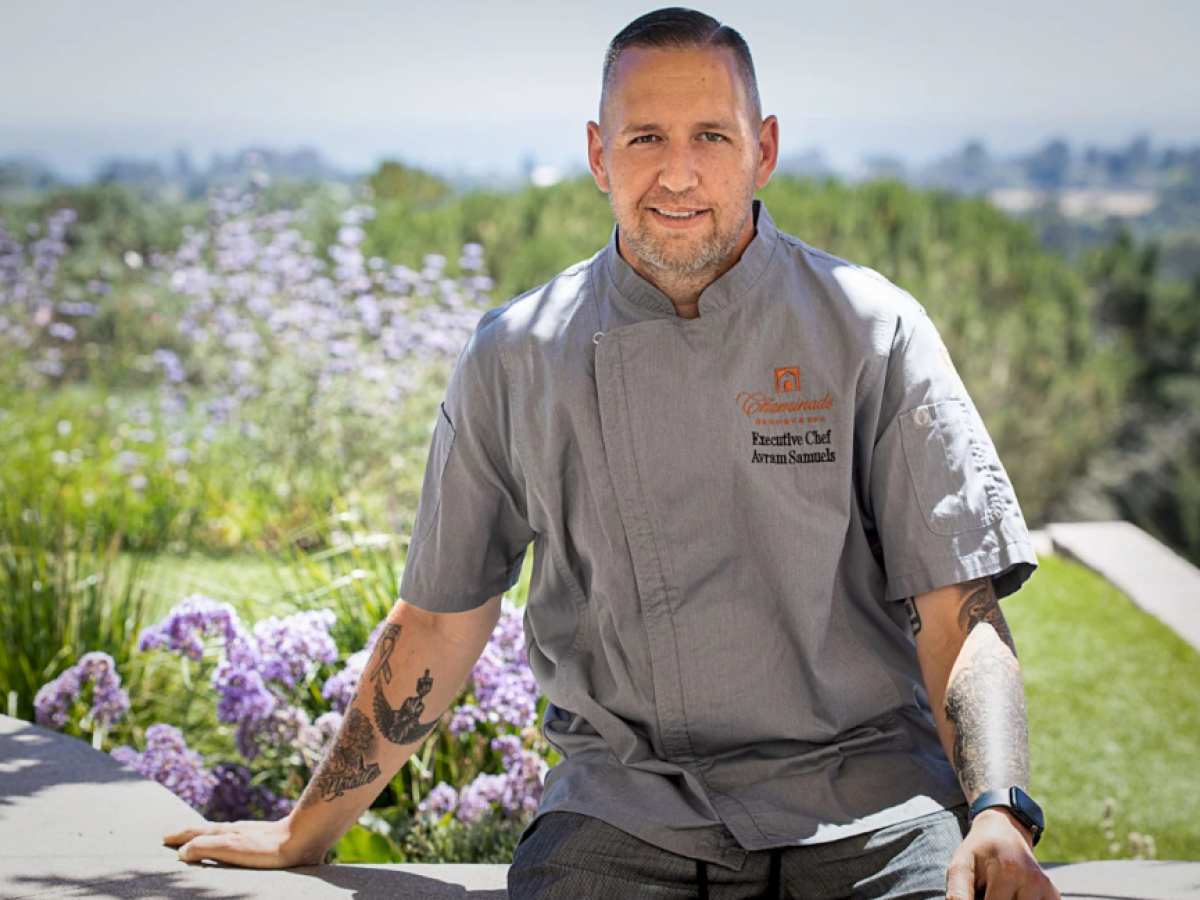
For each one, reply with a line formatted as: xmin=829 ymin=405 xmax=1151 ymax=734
xmin=617 ymin=119 xmax=739 ymax=136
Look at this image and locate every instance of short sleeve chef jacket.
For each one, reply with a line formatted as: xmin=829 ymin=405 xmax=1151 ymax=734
xmin=399 ymin=201 xmax=1038 ymax=870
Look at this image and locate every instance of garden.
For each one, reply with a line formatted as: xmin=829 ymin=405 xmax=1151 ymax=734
xmin=1 ymin=161 xmax=1197 ymax=863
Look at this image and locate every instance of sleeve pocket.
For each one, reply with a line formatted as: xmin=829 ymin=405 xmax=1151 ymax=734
xmin=899 ymin=399 xmax=1001 ymax=536
xmin=413 ymin=403 xmax=457 ymax=542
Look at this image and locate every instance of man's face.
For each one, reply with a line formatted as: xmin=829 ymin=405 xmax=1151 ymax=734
xmin=587 ymin=45 xmax=778 ymax=280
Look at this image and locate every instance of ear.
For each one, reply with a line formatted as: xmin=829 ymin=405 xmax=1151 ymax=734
xmin=587 ymin=121 xmax=610 ymax=194
xmin=755 ymin=115 xmax=780 ymax=191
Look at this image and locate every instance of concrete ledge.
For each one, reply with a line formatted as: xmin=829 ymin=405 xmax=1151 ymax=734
xmin=3 ymin=714 xmax=1197 ymax=899
xmin=1049 ymin=520 xmax=1200 ymax=654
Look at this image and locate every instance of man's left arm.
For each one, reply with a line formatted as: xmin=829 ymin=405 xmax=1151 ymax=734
xmin=906 ymin=577 xmax=1060 ymax=900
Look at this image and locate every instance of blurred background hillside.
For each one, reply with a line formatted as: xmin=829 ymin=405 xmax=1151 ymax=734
xmin=2 ymin=0 xmax=1199 ymax=863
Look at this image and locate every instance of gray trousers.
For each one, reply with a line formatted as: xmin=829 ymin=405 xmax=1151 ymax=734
xmin=508 ymin=805 xmax=971 ymax=900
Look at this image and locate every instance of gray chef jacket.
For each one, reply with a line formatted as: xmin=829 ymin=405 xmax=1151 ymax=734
xmin=399 ymin=201 xmax=1038 ymax=869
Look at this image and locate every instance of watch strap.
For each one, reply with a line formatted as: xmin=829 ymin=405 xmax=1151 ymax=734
xmin=969 ymin=787 xmax=1044 ymax=846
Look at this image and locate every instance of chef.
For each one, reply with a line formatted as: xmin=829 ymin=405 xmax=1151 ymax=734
xmin=167 ymin=8 xmax=1059 ymax=900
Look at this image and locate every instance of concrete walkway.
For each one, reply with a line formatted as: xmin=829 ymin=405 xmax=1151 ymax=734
xmin=1048 ymin=521 xmax=1200 ymax=654
xmin=2 ymin=715 xmax=1197 ymax=899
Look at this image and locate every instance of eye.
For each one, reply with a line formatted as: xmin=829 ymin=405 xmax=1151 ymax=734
xmin=630 ymin=135 xmax=660 ymax=145
xmin=699 ymin=132 xmax=727 ymax=143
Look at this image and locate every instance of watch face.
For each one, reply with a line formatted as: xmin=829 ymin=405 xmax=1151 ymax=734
xmin=1010 ymin=787 xmax=1045 ymax=833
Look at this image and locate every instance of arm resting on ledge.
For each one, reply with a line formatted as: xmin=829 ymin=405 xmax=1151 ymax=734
xmin=907 ymin=577 xmax=1060 ymax=900
xmin=163 ymin=594 xmax=503 ymax=868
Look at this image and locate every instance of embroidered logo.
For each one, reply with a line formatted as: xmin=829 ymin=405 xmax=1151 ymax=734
xmin=774 ymin=366 xmax=801 ymax=393
xmin=734 ymin=366 xmax=838 ymax=465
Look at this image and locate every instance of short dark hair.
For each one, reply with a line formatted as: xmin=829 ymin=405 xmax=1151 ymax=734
xmin=601 ymin=7 xmax=762 ymax=125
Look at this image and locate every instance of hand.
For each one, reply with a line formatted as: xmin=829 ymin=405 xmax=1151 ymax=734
xmin=946 ymin=809 xmax=1060 ymax=900
xmin=164 ymin=816 xmax=325 ymax=869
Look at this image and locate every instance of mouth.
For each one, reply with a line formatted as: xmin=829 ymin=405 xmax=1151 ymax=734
xmin=648 ymin=207 xmax=710 ymax=226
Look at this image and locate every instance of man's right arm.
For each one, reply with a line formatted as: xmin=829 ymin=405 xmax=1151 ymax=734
xmin=164 ymin=594 xmax=504 ymax=868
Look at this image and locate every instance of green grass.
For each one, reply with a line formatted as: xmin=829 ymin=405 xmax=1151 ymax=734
xmin=134 ymin=551 xmax=304 ymax=620
xmin=1008 ymin=555 xmax=1200 ymax=862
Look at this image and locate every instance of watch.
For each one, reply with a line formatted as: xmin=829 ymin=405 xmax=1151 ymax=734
xmin=968 ymin=787 xmax=1045 ymax=846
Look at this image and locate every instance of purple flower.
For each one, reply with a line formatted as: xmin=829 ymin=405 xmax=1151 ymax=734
xmin=206 ymin=762 xmax=292 ymax=821
xmin=213 ymin=660 xmax=276 ymax=725
xmin=33 ymin=667 xmax=82 ymax=730
xmin=34 ymin=651 xmax=130 ymax=731
xmin=138 ymin=594 xmax=253 ymax=662
xmin=253 ymin=609 xmax=338 ymax=689
xmin=321 ymin=648 xmax=369 ymax=714
xmin=47 ymin=322 xmax=76 ymax=341
xmin=419 ymin=782 xmax=459 ymax=819
xmin=491 ymin=734 xmax=525 ymax=770
xmin=448 ymin=704 xmax=483 ymax=737
xmin=463 ymin=600 xmax=539 ymax=731
xmin=320 ymin=621 xmax=385 ymax=714
xmin=111 ymin=723 xmax=217 ymax=810
xmin=456 ymin=773 xmax=507 ymax=824
xmin=499 ymin=745 xmax=548 ymax=819
xmin=236 ymin=704 xmax=319 ymax=761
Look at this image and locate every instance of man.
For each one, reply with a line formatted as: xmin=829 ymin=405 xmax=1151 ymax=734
xmin=166 ymin=9 xmax=1059 ymax=899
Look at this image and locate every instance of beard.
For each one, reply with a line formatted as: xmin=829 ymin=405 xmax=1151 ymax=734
xmin=612 ymin=187 xmax=756 ymax=278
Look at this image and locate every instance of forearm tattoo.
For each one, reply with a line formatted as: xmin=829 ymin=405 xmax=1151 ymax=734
xmin=374 ymin=668 xmax=439 ymax=745
xmin=366 ymin=626 xmax=440 ymax=745
xmin=956 ymin=578 xmax=1016 ymax=654
xmin=944 ymin=579 xmax=1030 ymax=800
xmin=302 ymin=708 xmax=382 ymax=808
xmin=904 ymin=598 xmax=922 ymax=636
xmin=368 ymin=624 xmax=400 ymax=683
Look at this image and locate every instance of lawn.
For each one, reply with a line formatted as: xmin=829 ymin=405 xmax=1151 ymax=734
xmin=1008 ymin=555 xmax=1200 ymax=862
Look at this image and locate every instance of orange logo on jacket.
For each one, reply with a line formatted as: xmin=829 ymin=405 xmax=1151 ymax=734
xmin=774 ymin=366 xmax=800 ymax=393
xmin=736 ymin=365 xmax=835 ymax=423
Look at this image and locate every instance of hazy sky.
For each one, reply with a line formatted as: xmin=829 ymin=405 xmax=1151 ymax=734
xmin=2 ymin=0 xmax=1198 ymax=179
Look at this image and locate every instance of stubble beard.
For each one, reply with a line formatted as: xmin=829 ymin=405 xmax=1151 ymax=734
xmin=613 ymin=190 xmax=755 ymax=281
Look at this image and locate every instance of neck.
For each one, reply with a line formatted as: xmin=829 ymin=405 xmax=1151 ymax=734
xmin=618 ymin=211 xmax=757 ymax=320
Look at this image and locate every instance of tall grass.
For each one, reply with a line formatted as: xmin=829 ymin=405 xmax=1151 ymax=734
xmin=0 ymin=496 xmax=151 ymax=720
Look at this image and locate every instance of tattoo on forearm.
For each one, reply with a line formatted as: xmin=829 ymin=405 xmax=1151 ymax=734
xmin=956 ymin=578 xmax=1016 ymax=654
xmin=944 ymin=633 xmax=1030 ymax=800
xmin=302 ymin=708 xmax=382 ymax=807
xmin=368 ymin=624 xmax=401 ymax=684
xmin=905 ymin=598 xmax=922 ymax=636
xmin=374 ymin=668 xmax=439 ymax=745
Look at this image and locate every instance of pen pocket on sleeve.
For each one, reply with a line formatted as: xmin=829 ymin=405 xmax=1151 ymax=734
xmin=899 ymin=399 xmax=1001 ymax=536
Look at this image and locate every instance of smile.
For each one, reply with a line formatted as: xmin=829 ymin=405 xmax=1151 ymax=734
xmin=648 ymin=208 xmax=710 ymax=226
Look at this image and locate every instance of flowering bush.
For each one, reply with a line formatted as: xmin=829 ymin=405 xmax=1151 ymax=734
xmin=0 ymin=172 xmax=494 ymax=553
xmin=35 ymin=593 xmax=549 ymax=858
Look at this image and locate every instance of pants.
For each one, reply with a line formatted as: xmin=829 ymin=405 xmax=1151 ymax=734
xmin=507 ymin=805 xmax=971 ymax=900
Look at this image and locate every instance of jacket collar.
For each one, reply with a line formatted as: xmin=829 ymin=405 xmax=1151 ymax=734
xmin=602 ymin=199 xmax=779 ymax=319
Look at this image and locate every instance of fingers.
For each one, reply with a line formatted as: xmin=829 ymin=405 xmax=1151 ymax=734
xmin=163 ymin=823 xmax=235 ymax=847
xmin=177 ymin=833 xmax=267 ymax=868
xmin=945 ymin=848 xmax=976 ymax=900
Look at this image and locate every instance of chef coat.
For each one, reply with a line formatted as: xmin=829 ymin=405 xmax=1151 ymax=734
xmin=399 ymin=201 xmax=1038 ymax=869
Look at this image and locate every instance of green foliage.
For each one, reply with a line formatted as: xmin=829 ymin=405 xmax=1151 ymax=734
xmin=0 ymin=496 xmax=150 ymax=721
xmin=1005 ymin=555 xmax=1200 ymax=862
xmin=1076 ymin=232 xmax=1200 ymax=564
xmin=363 ymin=177 xmax=612 ymax=302
xmin=333 ymin=813 xmax=525 ymax=864
xmin=368 ymin=160 xmax=452 ymax=205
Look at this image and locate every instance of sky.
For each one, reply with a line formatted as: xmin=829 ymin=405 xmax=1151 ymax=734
xmin=2 ymin=0 xmax=1198 ymax=181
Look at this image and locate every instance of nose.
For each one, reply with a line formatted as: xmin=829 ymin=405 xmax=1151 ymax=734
xmin=659 ymin=141 xmax=699 ymax=195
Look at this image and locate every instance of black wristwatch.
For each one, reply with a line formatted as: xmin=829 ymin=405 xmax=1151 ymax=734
xmin=968 ymin=787 xmax=1045 ymax=846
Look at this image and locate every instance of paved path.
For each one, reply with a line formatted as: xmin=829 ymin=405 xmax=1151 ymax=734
xmin=2 ymin=715 xmax=1197 ymax=899
xmin=1048 ymin=521 xmax=1200 ymax=655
